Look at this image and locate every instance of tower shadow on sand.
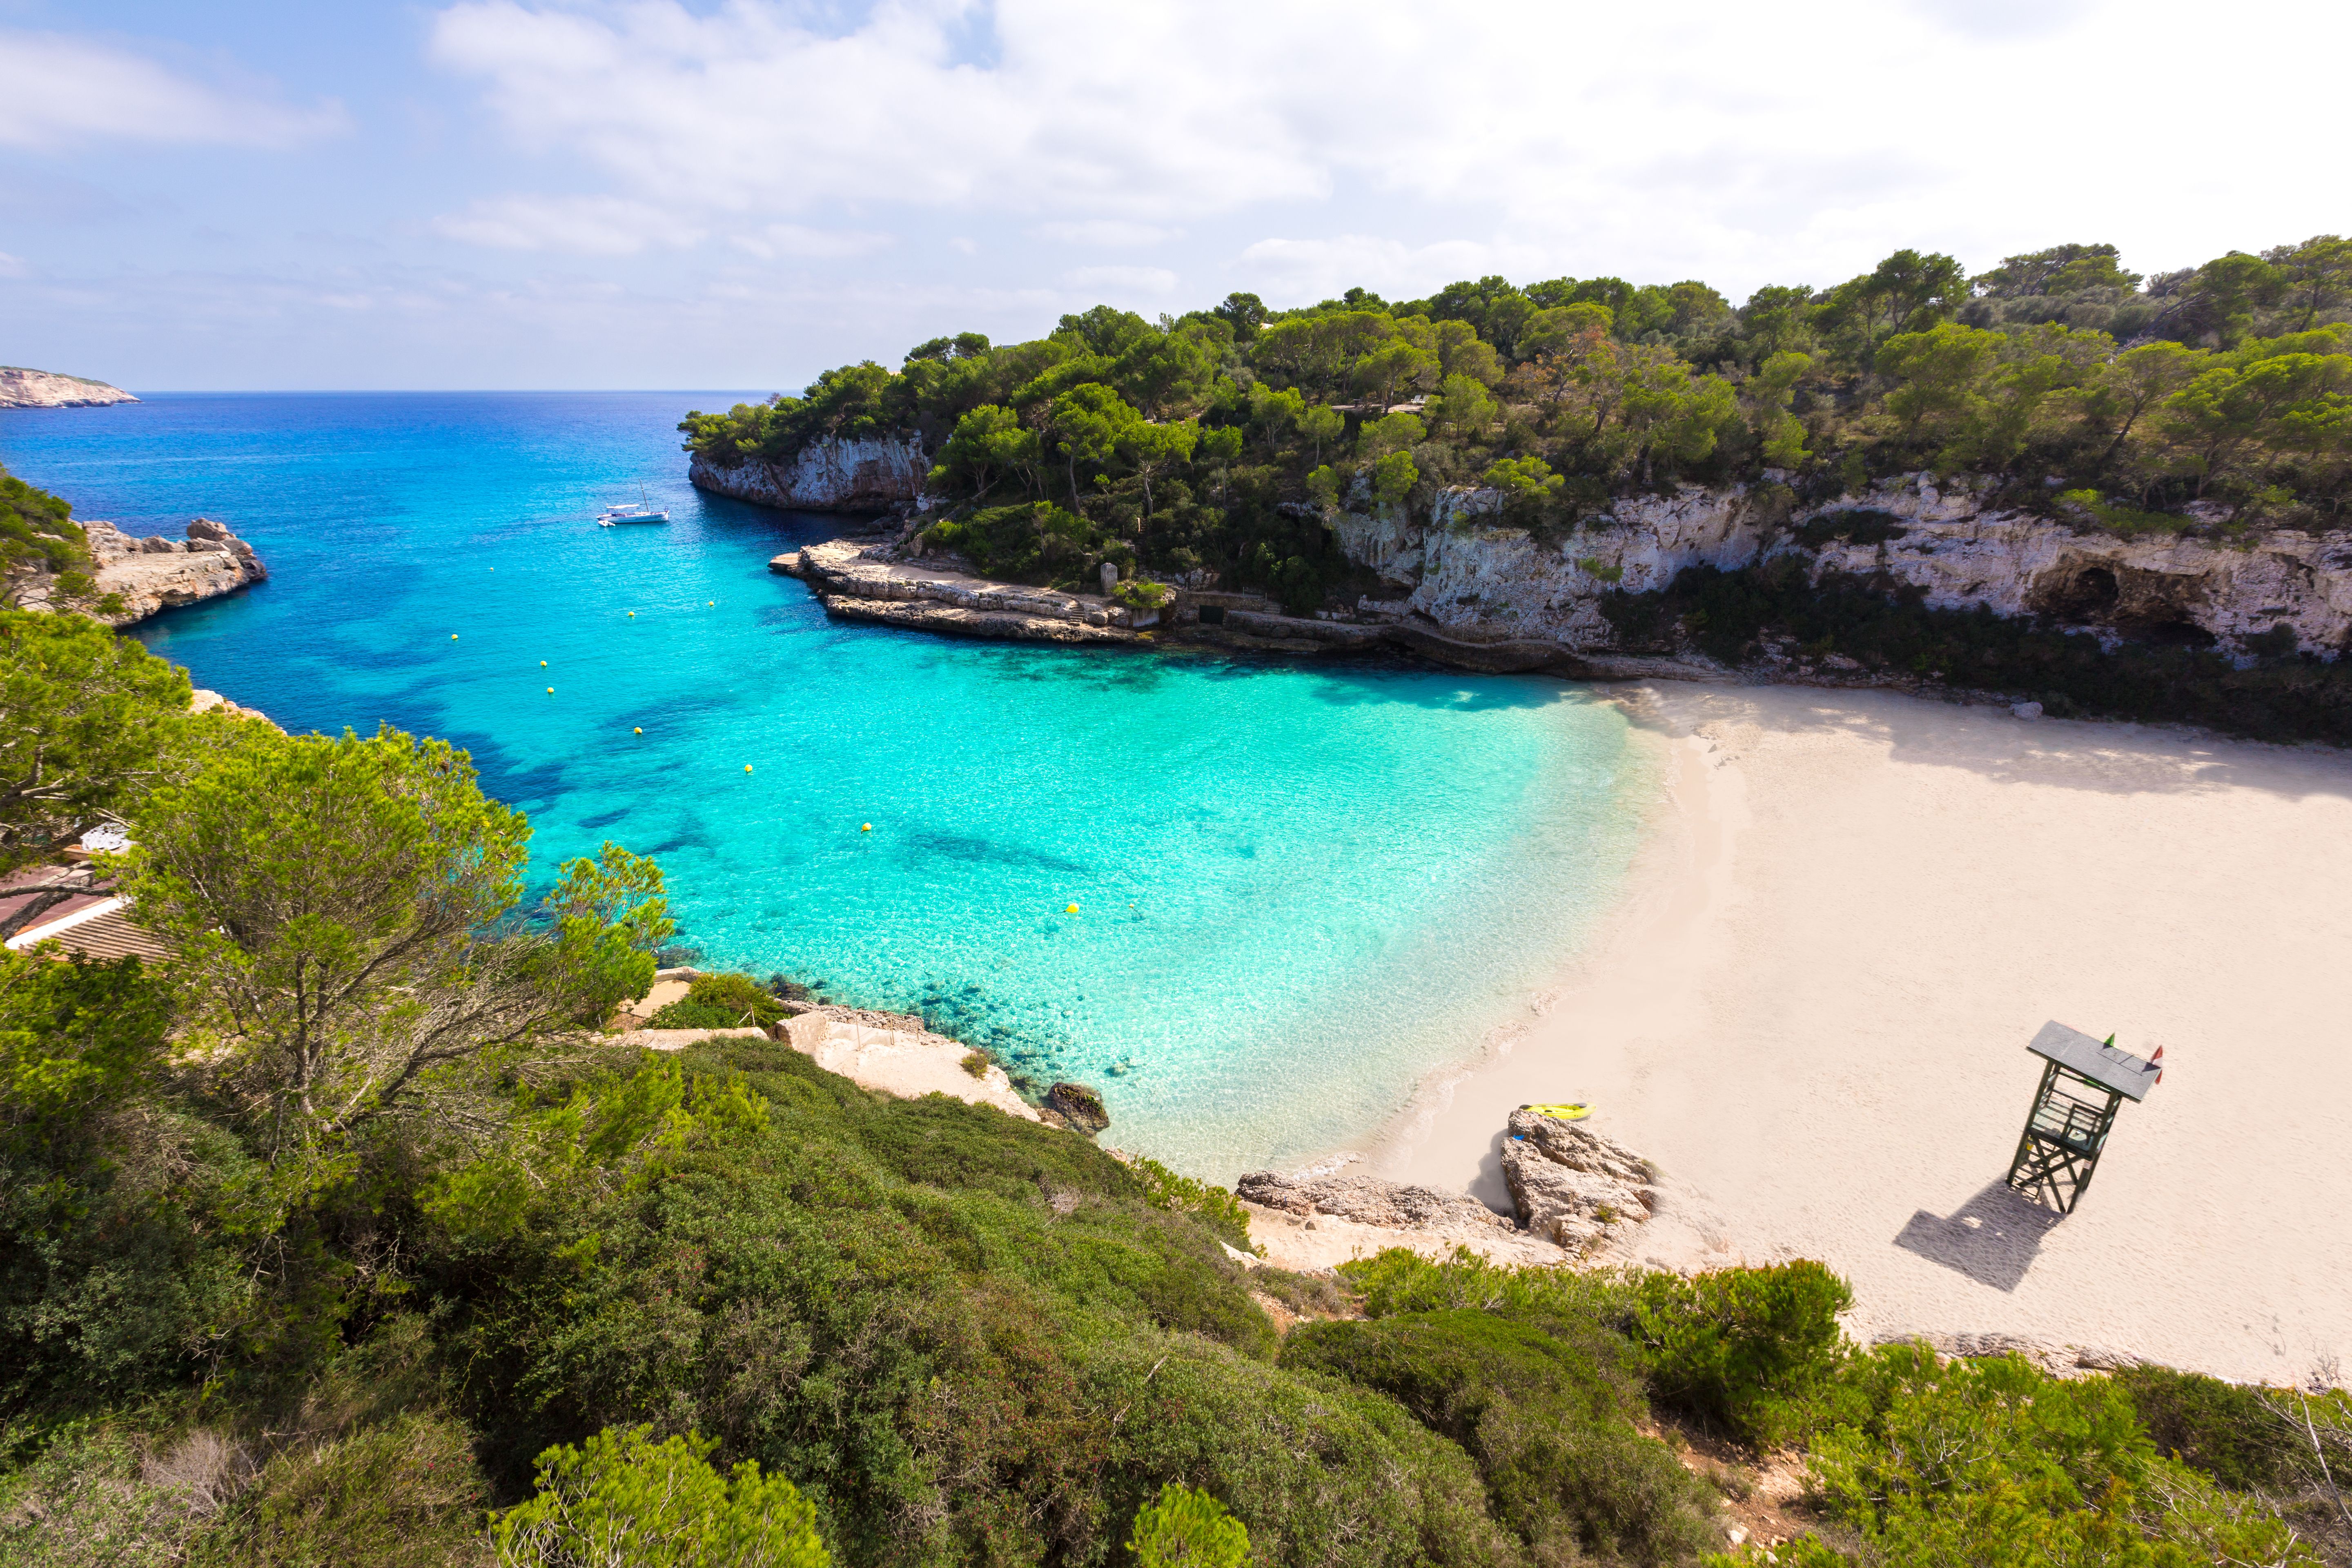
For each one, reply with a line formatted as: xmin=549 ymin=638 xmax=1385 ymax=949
xmin=1893 ymin=1181 xmax=2065 ymax=1292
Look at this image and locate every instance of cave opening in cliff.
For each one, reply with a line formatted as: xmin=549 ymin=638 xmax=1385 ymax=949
xmin=2042 ymin=565 xmax=2121 ymax=621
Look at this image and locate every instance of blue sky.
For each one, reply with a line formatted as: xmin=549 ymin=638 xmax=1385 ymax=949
xmin=3 ymin=0 xmax=2344 ymax=391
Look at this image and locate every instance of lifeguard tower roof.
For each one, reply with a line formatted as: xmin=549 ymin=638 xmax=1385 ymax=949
xmin=2027 ymin=1020 xmax=2161 ymax=1101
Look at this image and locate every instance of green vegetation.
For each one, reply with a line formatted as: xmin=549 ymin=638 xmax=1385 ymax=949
xmin=684 ymin=237 xmax=2352 ymax=614
xmin=646 ymin=970 xmax=791 ymax=1031
xmin=0 ymin=464 xmax=98 ymax=612
xmin=492 ymin=1425 xmax=829 ymax=1567
xmin=1126 ymin=1482 xmax=1250 ymax=1567
xmin=4 ymin=609 xmax=2346 ymax=1564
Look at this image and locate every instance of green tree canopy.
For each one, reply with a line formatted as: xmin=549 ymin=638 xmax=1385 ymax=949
xmin=119 ymin=724 xmax=672 ymax=1192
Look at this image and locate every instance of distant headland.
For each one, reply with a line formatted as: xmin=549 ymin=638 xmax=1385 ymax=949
xmin=0 ymin=366 xmax=138 ymax=410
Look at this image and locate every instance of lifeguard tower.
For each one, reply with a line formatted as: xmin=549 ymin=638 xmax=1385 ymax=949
xmin=2005 ymin=1020 xmax=2162 ymax=1214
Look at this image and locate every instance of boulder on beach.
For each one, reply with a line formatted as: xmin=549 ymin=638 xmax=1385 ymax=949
xmin=1501 ymin=1105 xmax=1661 ymax=1249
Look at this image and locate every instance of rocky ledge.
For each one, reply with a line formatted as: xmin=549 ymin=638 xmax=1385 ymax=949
xmin=774 ymin=538 xmax=1148 ymax=646
xmin=65 ymin=518 xmax=269 ymax=626
xmin=0 ymin=367 xmax=137 ymax=410
xmin=1234 ymin=1106 xmax=1668 ymax=1272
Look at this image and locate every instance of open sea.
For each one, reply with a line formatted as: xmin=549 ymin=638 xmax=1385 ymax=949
xmin=0 ymin=392 xmax=1663 ymax=1178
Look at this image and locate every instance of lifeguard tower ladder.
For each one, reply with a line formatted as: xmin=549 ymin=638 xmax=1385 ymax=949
xmin=2005 ymin=1020 xmax=2162 ymax=1214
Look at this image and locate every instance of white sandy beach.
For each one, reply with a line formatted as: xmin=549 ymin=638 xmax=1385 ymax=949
xmin=1373 ymin=685 xmax=2352 ymax=1386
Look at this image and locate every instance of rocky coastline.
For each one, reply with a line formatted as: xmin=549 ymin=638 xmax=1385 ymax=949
xmin=0 ymin=367 xmax=137 ymax=410
xmin=23 ymin=517 xmax=271 ymax=626
xmin=727 ymin=435 xmax=2352 ymax=691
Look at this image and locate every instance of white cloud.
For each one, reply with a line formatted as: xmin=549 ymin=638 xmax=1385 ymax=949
xmin=433 ymin=195 xmax=705 ymax=255
xmin=1038 ymin=220 xmax=1180 ymax=248
xmin=0 ymin=252 xmax=28 ymax=280
xmin=733 ymin=224 xmax=894 ymax=260
xmin=1060 ymin=264 xmax=1178 ymax=295
xmin=424 ymin=0 xmax=2350 ymax=301
xmin=0 ymin=30 xmax=345 ymax=149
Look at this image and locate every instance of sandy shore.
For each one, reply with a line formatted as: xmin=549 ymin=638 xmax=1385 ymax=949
xmin=1372 ymin=685 xmax=2352 ymax=1386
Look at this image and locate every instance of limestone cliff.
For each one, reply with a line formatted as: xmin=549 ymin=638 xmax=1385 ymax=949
xmin=689 ymin=435 xmax=927 ymax=512
xmin=18 ymin=517 xmax=270 ymax=626
xmin=1334 ymin=475 xmax=2352 ymax=663
xmin=0 ymin=368 xmax=137 ymax=410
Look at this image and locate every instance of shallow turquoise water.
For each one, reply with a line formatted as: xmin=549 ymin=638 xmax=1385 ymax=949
xmin=0 ymin=394 xmax=1661 ymax=1177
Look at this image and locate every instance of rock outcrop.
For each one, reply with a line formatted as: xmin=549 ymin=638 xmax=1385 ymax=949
xmin=1500 ymin=1106 xmax=1662 ymax=1250
xmin=775 ymin=539 xmax=1147 ymax=646
xmin=780 ymin=1007 xmax=1040 ymax=1122
xmin=0 ymin=368 xmax=137 ymax=410
xmin=1237 ymin=1170 xmax=1517 ymax=1234
xmin=690 ymin=437 xmax=927 ymax=512
xmin=85 ymin=519 xmax=267 ymax=625
xmin=1042 ymin=1082 xmax=1110 ymax=1134
xmin=1334 ymin=474 xmax=2352 ymax=663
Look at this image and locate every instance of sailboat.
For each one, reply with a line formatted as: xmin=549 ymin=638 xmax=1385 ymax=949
xmin=598 ymin=484 xmax=670 ymax=526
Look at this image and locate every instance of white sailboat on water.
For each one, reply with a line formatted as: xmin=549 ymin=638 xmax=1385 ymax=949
xmin=598 ymin=484 xmax=670 ymax=526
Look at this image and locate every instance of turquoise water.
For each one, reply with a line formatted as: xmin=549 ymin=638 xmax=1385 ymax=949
xmin=0 ymin=394 xmax=1662 ymax=1178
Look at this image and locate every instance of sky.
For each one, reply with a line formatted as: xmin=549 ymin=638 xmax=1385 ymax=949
xmin=2 ymin=0 xmax=2345 ymax=391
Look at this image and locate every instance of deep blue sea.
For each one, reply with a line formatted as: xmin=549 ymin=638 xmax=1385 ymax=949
xmin=0 ymin=393 xmax=1662 ymax=1177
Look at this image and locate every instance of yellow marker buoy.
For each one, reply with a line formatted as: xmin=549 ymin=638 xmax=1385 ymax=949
xmin=744 ymin=764 xmax=753 ymax=773
xmin=628 ymin=611 xmax=635 ymax=618
xmin=540 ymin=660 xmax=547 ymax=667
xmin=546 ymin=687 xmax=554 ymax=694
xmin=1066 ymin=903 xmax=1079 ymax=914
xmin=633 ymin=726 xmax=642 ymax=734
xmin=708 ymin=600 xmax=715 ymax=606
xmin=451 ymin=634 xmax=458 ymax=639
xmin=861 ymin=823 xmax=872 ymax=832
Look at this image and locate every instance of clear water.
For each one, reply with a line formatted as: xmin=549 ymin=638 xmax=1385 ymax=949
xmin=0 ymin=394 xmax=1663 ymax=1178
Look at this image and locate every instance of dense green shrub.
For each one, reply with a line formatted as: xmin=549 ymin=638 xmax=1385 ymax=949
xmin=189 ymin=1411 xmax=490 ymax=1568
xmin=2113 ymin=1363 xmax=2303 ymax=1490
xmin=1806 ymin=1344 xmax=2321 ymax=1568
xmin=647 ymin=971 xmax=788 ymax=1031
xmin=1283 ymin=1310 xmax=1713 ymax=1565
xmin=492 ymin=1425 xmax=827 ymax=1568
xmin=428 ymin=1042 xmax=1519 ymax=1566
xmin=1127 ymin=1481 xmax=1249 ymax=1567
xmin=1125 ymin=1154 xmax=1253 ymax=1252
xmin=1630 ymin=1261 xmax=1851 ymax=1448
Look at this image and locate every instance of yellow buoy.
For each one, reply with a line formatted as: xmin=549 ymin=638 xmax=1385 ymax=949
xmin=708 ymin=600 xmax=715 ymax=606
xmin=450 ymin=634 xmax=458 ymax=639
xmin=546 ymin=687 xmax=554 ymax=694
xmin=744 ymin=764 xmax=753 ymax=773
xmin=1065 ymin=903 xmax=1079 ymax=914
xmin=628 ymin=611 xmax=635 ymax=618
xmin=861 ymin=823 xmax=872 ymax=832
xmin=633 ymin=727 xmax=642 ymax=734
xmin=539 ymin=660 xmax=547 ymax=667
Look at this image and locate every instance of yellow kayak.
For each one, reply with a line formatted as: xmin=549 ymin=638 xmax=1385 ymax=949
xmin=1523 ymin=1102 xmax=1592 ymax=1121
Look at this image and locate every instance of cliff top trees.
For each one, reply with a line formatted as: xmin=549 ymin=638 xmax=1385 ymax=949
xmin=119 ymin=723 xmax=672 ymax=1188
xmin=0 ymin=466 xmax=96 ymax=611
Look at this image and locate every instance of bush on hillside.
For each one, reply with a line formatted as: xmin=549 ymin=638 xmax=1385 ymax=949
xmin=1807 ymin=1344 xmax=2321 ymax=1568
xmin=1282 ymin=1309 xmax=1714 ymax=1566
xmin=1630 ymin=1261 xmax=1852 ymax=1448
xmin=1128 ymin=1481 xmax=1250 ymax=1567
xmin=646 ymin=971 xmax=789 ymax=1031
xmin=491 ymin=1425 xmax=827 ymax=1568
xmin=2113 ymin=1363 xmax=2305 ymax=1491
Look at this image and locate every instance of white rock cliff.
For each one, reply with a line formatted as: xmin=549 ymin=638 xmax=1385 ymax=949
xmin=0 ymin=368 xmax=137 ymax=410
xmin=1338 ymin=475 xmax=2352 ymax=661
xmin=689 ymin=436 xmax=928 ymax=512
